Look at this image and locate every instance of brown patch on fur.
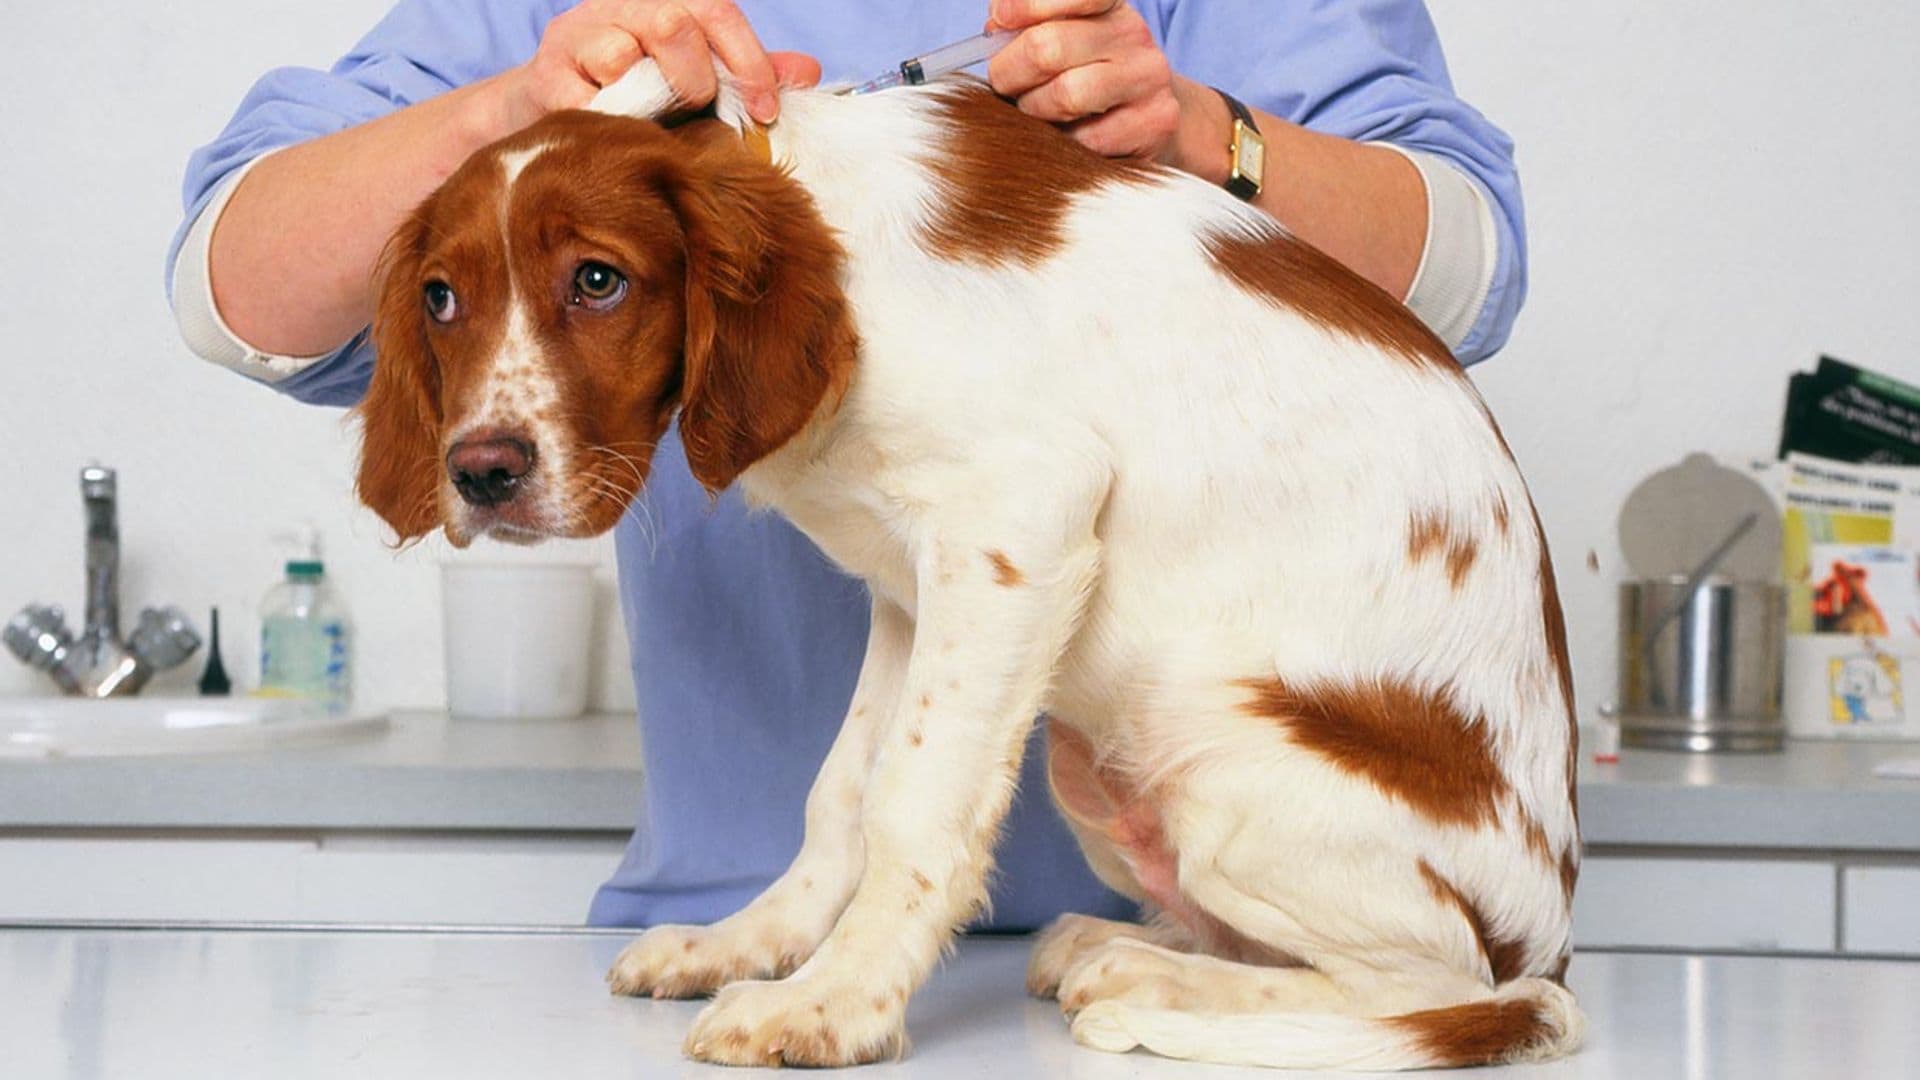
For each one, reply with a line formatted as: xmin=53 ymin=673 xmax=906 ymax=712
xmin=1485 ymin=939 xmax=1529 ymax=988
xmin=1239 ymin=676 xmax=1508 ymax=827
xmin=1205 ymin=224 xmax=1461 ymax=373
xmin=1389 ymin=998 xmax=1555 ymax=1067
xmin=1492 ymin=494 xmax=1511 ymax=536
xmin=910 ymin=870 xmax=934 ymax=893
xmin=1407 ymin=510 xmax=1478 ymax=589
xmin=1547 ymin=952 xmax=1571 ymax=986
xmin=1447 ymin=540 xmax=1479 ymax=588
xmin=1558 ymin=847 xmax=1579 ymax=906
xmin=986 ymin=549 xmax=1025 ymax=586
xmin=907 ymin=729 xmax=924 ymax=747
xmin=1407 ymin=512 xmax=1448 ymax=561
xmin=924 ymin=81 xmax=1150 ymax=267
xmin=1519 ymin=816 xmax=1553 ymax=867
xmin=1417 ymin=860 xmax=1526 ymax=984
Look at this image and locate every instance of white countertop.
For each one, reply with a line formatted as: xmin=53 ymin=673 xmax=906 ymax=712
xmin=4 ymin=711 xmax=1920 ymax=852
xmin=0 ymin=710 xmax=644 ymax=831
xmin=4 ymin=929 xmax=1915 ymax=1078
xmin=1579 ymin=734 xmax=1920 ymax=850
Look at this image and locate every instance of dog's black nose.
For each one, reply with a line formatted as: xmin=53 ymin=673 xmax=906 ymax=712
xmin=447 ymin=434 xmax=534 ymax=507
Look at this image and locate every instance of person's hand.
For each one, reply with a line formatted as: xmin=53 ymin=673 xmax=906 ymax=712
xmin=499 ymin=0 xmax=822 ymax=129
xmin=986 ymin=0 xmax=1211 ymax=166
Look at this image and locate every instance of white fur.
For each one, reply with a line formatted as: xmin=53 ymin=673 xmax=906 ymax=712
xmin=582 ymin=62 xmax=1581 ymax=1069
xmin=443 ymin=147 xmax=574 ymax=546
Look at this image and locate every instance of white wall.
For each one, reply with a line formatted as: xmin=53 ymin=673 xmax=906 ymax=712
xmin=1 ymin=3 xmax=1915 ymax=722
xmin=1430 ymin=2 xmax=1920 ymax=719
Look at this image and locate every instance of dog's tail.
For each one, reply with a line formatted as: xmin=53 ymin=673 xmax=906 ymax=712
xmin=1070 ymin=976 xmax=1583 ymax=1071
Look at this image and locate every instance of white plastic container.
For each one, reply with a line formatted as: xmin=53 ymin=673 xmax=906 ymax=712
xmin=441 ymin=563 xmax=595 ymax=719
xmin=259 ymin=528 xmax=351 ymax=714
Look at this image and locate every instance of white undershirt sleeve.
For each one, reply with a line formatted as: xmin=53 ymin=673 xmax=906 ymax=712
xmin=1367 ymin=143 xmax=1499 ymax=352
xmin=169 ymin=148 xmax=345 ymax=382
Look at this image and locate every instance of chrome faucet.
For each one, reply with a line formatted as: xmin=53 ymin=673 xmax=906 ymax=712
xmin=5 ymin=466 xmax=201 ymax=696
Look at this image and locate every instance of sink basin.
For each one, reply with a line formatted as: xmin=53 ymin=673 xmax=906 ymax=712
xmin=0 ymin=697 xmax=387 ymax=759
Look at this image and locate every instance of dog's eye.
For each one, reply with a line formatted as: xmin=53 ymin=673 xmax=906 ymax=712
xmin=571 ymin=261 xmax=627 ymax=309
xmin=423 ymin=280 xmax=459 ymax=324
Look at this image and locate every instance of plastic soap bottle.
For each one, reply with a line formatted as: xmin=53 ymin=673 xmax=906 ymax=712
xmin=259 ymin=526 xmax=351 ymax=713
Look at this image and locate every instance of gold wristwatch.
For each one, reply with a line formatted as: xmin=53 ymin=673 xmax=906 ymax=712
xmin=1216 ymin=88 xmax=1266 ymax=202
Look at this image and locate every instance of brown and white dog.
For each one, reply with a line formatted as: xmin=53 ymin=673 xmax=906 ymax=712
xmin=355 ymin=63 xmax=1582 ymax=1069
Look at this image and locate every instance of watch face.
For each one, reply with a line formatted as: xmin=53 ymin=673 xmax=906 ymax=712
xmin=1230 ymin=119 xmax=1266 ymax=191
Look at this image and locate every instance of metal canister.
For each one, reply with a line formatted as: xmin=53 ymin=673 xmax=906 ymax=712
xmin=1617 ymin=577 xmax=1786 ymax=751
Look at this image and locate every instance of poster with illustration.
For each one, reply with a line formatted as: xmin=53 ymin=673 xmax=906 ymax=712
xmin=1827 ymin=653 xmax=1905 ymax=726
xmin=1806 ymin=545 xmax=1920 ymax=637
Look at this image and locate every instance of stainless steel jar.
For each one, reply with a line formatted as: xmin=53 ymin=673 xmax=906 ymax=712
xmin=1617 ymin=578 xmax=1786 ymax=751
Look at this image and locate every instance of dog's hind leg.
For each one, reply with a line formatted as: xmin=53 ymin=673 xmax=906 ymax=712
xmin=1059 ymin=746 xmax=1582 ymax=1069
xmin=1026 ymin=912 xmax=1192 ymax=998
xmin=1056 ymin=936 xmax=1341 ymax=1014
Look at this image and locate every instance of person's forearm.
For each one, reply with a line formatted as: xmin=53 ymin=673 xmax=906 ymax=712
xmin=1167 ymin=76 xmax=1426 ymax=301
xmin=208 ymin=73 xmax=528 ymax=357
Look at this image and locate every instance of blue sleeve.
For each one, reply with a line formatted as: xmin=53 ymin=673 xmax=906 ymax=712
xmin=1146 ymin=0 xmax=1527 ymax=364
xmin=164 ymin=0 xmax=563 ymax=406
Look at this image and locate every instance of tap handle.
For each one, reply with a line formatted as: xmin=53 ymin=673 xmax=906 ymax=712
xmin=80 ymin=465 xmax=116 ymax=500
xmin=5 ymin=604 xmax=74 ymax=668
xmin=129 ymin=606 xmax=201 ymax=671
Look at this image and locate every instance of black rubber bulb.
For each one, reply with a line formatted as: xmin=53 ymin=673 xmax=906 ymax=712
xmin=198 ymin=606 xmax=233 ymax=696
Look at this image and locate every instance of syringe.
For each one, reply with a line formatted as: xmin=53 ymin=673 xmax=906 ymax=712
xmin=844 ymin=29 xmax=1017 ymax=96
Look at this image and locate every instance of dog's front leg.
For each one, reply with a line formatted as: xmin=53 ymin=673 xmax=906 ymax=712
xmin=684 ymin=459 xmax=1110 ymax=1066
xmin=609 ymin=598 xmax=912 ymax=998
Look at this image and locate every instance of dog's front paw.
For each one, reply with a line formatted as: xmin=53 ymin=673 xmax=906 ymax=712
xmin=606 ymin=923 xmax=811 ymax=1000
xmin=684 ymin=975 xmax=908 ymax=1067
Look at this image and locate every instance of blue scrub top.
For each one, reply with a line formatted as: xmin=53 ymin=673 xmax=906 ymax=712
xmin=167 ymin=0 xmax=1526 ymax=930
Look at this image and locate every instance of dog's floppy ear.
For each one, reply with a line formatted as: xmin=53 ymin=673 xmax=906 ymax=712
xmin=658 ymin=135 xmax=857 ymax=493
xmin=355 ymin=210 xmax=446 ymax=543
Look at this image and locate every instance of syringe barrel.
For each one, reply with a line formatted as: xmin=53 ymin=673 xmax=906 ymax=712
xmin=907 ymin=29 xmax=1017 ymax=84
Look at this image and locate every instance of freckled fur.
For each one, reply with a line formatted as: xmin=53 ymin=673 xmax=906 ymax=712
xmin=986 ymin=549 xmax=1025 ymax=586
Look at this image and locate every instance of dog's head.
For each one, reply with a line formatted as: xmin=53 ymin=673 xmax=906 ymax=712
xmin=356 ymin=110 xmax=854 ymax=546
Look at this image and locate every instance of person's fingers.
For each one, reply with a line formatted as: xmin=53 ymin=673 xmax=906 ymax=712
xmin=635 ymin=2 xmax=719 ymax=108
xmin=573 ymin=24 xmax=646 ymax=86
xmin=987 ymin=0 xmax=1119 ymax=31
xmin=769 ymin=51 xmax=824 ymax=89
xmin=681 ymin=0 xmax=780 ymax=121
xmin=1014 ymin=48 xmax=1170 ymax=124
xmin=1063 ymin=93 xmax=1180 ymax=158
xmin=987 ymin=15 xmax=1137 ymax=99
